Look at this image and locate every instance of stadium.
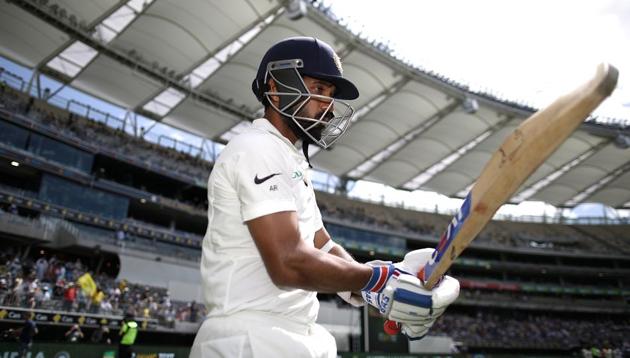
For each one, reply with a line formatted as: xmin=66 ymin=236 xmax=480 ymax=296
xmin=0 ymin=0 xmax=628 ymax=357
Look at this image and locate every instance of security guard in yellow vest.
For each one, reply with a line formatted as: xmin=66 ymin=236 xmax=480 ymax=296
xmin=118 ymin=313 xmax=138 ymax=358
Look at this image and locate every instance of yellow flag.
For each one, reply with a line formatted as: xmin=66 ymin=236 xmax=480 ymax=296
xmin=77 ymin=273 xmax=97 ymax=296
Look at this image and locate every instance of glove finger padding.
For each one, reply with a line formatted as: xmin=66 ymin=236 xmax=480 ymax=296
xmin=380 ymin=273 xmax=459 ymax=324
xmin=394 ymin=248 xmax=435 ymax=274
xmin=431 ymin=275 xmax=460 ymax=308
xmin=401 ymin=320 xmax=435 ymax=340
xmin=381 ymin=274 xmax=431 ymax=322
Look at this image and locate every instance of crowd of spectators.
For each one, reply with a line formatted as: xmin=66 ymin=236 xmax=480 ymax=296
xmin=316 ymin=192 xmax=629 ymax=254
xmin=432 ymin=309 xmax=629 ymax=356
xmin=318 ymin=195 xmax=437 ymax=236
xmin=0 ymin=82 xmax=212 ymax=207
xmin=0 ymin=250 xmax=205 ymax=329
xmin=3 ymin=74 xmax=629 ymax=255
xmin=459 ymin=288 xmax=628 ymax=311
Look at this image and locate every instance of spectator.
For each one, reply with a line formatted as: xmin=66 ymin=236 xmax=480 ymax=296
xmin=76 ymin=286 xmax=88 ymax=312
xmin=40 ymin=285 xmax=52 ymax=308
xmin=64 ymin=324 xmax=84 ymax=343
xmin=116 ymin=229 xmax=126 ymax=246
xmin=0 ymin=278 xmax=7 ymax=303
xmin=90 ymin=324 xmax=111 ymax=344
xmin=55 ymin=262 xmax=66 ymax=283
xmin=100 ymin=298 xmax=113 ymax=315
xmin=17 ymin=312 xmax=37 ymax=358
xmin=91 ymin=287 xmax=105 ymax=314
xmin=34 ymin=257 xmax=48 ymax=282
xmin=62 ymin=282 xmax=77 ymax=312
xmin=188 ymin=300 xmax=197 ymax=323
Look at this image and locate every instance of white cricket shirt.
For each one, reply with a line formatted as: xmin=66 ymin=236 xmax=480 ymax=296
xmin=200 ymin=118 xmax=324 ymax=325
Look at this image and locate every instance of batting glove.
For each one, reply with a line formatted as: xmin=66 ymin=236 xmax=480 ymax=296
xmin=361 ymin=249 xmax=460 ymax=340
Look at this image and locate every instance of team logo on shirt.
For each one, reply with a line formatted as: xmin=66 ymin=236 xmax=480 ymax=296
xmin=291 ymin=170 xmax=303 ymax=180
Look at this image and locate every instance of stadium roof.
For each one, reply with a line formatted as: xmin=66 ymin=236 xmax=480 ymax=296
xmin=1 ymin=0 xmax=629 ymax=208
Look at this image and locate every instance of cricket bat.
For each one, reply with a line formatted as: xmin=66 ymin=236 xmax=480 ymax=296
xmin=419 ymin=63 xmax=618 ymax=289
xmin=384 ymin=63 xmax=618 ymax=336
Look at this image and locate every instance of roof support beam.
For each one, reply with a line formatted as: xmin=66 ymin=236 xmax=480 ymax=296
xmin=9 ymin=0 xmax=254 ymax=122
xmin=564 ymin=161 xmax=630 ymax=207
xmin=32 ymin=0 xmax=132 ymax=72
xmin=402 ymin=114 xmax=512 ymax=191
xmin=136 ymin=5 xmax=285 ymax=119
xmin=309 ymin=77 xmax=410 ymax=161
xmin=351 ymin=100 xmax=461 ymax=181
xmin=512 ymin=140 xmax=610 ymax=203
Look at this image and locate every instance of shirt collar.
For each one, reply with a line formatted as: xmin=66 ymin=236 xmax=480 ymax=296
xmin=252 ymin=118 xmax=304 ymax=155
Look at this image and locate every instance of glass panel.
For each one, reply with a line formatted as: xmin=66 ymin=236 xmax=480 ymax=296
xmin=325 ymin=223 xmax=406 ymax=256
xmin=39 ymin=174 xmax=129 ymax=219
xmin=0 ymin=120 xmax=29 ymax=149
xmin=28 ymin=133 xmax=94 ymax=173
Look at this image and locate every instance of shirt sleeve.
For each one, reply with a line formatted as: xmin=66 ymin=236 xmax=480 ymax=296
xmin=231 ymin=142 xmax=297 ymax=222
xmin=313 ymin=201 xmax=324 ymax=232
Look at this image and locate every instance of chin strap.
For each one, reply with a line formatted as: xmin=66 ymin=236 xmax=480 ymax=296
xmin=302 ymin=141 xmax=313 ymax=169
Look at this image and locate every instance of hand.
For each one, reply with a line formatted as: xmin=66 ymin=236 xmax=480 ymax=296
xmin=362 ymin=249 xmax=460 ymax=340
xmin=341 ymin=258 xmax=405 ymax=307
xmin=387 ymin=274 xmax=459 ymax=340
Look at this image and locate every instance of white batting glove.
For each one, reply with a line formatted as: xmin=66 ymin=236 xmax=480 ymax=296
xmin=361 ymin=249 xmax=460 ymax=340
xmin=337 ymin=291 xmax=364 ymax=307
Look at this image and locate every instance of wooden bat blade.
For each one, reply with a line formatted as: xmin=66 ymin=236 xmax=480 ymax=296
xmin=420 ymin=63 xmax=619 ymax=289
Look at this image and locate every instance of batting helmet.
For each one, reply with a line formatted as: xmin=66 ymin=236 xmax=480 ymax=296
xmin=251 ymin=37 xmax=359 ymax=149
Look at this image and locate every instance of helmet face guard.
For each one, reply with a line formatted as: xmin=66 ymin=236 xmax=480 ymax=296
xmin=264 ymin=59 xmax=355 ymax=149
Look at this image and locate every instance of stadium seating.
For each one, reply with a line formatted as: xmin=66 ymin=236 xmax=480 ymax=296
xmin=0 ymin=251 xmax=204 ymax=328
xmin=0 ymin=72 xmax=628 ymax=355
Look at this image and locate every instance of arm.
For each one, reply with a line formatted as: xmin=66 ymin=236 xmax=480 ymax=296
xmin=313 ymin=226 xmax=354 ymax=261
xmin=247 ymin=211 xmax=371 ymax=292
xmin=314 ymin=227 xmax=366 ymax=306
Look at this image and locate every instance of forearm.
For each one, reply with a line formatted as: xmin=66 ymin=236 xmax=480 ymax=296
xmin=280 ymin=242 xmax=371 ymax=292
xmin=327 ymin=242 xmax=355 ymax=262
xmin=249 ymin=214 xmax=371 ymax=293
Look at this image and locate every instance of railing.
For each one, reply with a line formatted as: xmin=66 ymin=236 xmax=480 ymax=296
xmin=0 ymin=188 xmax=203 ymax=251
xmin=0 ymin=68 xmax=26 ymax=91
xmin=0 ymin=68 xmax=217 ymax=163
xmin=3 ymin=63 xmax=629 ymax=226
xmin=66 ymin=99 xmax=125 ymax=130
xmin=157 ymin=134 xmax=203 ymax=157
xmin=314 ymin=185 xmax=630 ymax=226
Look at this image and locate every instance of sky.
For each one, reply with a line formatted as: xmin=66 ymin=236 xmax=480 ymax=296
xmin=319 ymin=0 xmax=630 ymax=219
xmin=324 ymin=0 xmax=630 ymax=121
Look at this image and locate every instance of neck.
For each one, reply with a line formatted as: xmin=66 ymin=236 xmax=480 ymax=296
xmin=264 ymin=107 xmax=299 ymax=144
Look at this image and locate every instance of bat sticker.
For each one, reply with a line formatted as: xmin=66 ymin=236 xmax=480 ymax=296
xmin=422 ymin=192 xmax=471 ymax=280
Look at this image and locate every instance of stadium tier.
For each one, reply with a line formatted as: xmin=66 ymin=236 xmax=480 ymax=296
xmin=0 ymin=76 xmax=628 ymax=356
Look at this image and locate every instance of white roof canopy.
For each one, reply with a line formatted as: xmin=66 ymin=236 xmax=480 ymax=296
xmin=1 ymin=0 xmax=628 ymax=208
